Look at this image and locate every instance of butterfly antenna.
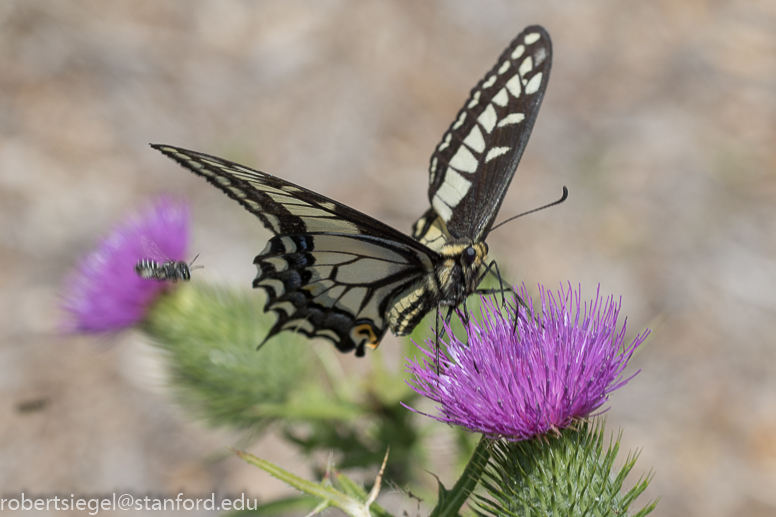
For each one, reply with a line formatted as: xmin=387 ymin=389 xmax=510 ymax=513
xmin=489 ymin=186 xmax=568 ymax=233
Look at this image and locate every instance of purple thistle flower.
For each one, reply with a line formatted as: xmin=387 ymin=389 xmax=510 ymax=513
xmin=405 ymin=283 xmax=649 ymax=441
xmin=61 ymin=196 xmax=190 ymax=333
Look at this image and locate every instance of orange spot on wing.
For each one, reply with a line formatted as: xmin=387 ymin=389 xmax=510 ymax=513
xmin=353 ymin=323 xmax=381 ymax=350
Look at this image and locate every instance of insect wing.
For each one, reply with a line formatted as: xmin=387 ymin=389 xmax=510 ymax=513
xmin=140 ymin=235 xmax=172 ymax=263
xmin=152 ymin=144 xmax=439 ymax=355
xmin=424 ymin=25 xmax=552 ymax=242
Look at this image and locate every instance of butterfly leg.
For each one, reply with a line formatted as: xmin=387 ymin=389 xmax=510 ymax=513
xmin=475 ymin=259 xmax=511 ymax=308
xmin=434 ymin=306 xmax=457 ymax=374
xmin=509 ymin=289 xmax=545 ymax=336
xmin=434 ymin=308 xmax=442 ymax=374
xmin=460 ymin=297 xmax=471 ymax=326
xmin=511 ymin=292 xmax=521 ymax=334
xmin=472 ymin=259 xmax=532 ymax=335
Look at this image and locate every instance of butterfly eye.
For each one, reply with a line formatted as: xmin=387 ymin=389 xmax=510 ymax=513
xmin=462 ymin=246 xmax=477 ymax=265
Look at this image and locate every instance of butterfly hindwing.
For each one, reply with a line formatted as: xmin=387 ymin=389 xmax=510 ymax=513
xmin=151 ymin=145 xmax=438 ymax=356
xmin=422 ymin=25 xmax=552 ymax=242
xmin=255 ymin=232 xmax=433 ymax=354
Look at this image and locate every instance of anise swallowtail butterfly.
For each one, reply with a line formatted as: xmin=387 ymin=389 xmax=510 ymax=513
xmin=152 ymin=25 xmax=552 ymax=356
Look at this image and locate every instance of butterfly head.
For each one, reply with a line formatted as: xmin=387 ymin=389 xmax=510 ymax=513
xmin=437 ymin=240 xmax=489 ymax=304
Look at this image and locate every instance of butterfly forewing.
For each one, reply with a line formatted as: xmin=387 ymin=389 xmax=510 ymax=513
xmin=422 ymin=25 xmax=552 ymax=242
xmin=151 ymin=145 xmax=438 ymax=356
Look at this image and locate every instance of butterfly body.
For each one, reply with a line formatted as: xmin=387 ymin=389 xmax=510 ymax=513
xmin=388 ymin=239 xmax=488 ymax=336
xmin=152 ymin=25 xmax=552 ymax=356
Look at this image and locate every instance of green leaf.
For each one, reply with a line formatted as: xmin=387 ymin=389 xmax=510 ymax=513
xmin=333 ymin=471 xmax=393 ymax=517
xmin=234 ymin=450 xmax=381 ymax=517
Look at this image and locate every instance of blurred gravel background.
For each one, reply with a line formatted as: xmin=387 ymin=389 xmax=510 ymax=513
xmin=1 ymin=1 xmax=775 ymax=515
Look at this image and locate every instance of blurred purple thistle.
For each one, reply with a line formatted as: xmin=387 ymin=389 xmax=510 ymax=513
xmin=405 ymin=283 xmax=649 ymax=440
xmin=61 ymin=195 xmax=190 ymax=333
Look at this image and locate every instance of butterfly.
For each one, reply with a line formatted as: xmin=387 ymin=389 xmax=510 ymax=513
xmin=152 ymin=25 xmax=552 ymax=357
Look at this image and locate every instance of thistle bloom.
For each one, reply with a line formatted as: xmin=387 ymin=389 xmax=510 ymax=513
xmin=61 ymin=196 xmax=190 ymax=333
xmin=405 ymin=284 xmax=649 ymax=440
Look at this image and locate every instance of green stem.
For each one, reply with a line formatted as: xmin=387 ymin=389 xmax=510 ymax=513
xmin=429 ymin=435 xmax=491 ymax=517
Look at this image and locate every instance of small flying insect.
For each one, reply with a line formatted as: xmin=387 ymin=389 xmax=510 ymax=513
xmin=135 ymin=236 xmax=202 ymax=283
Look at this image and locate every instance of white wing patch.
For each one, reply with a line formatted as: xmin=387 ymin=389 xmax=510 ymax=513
xmin=534 ymin=46 xmax=548 ymax=66
xmin=303 ymin=217 xmax=360 ymax=234
xmin=262 ymin=278 xmax=286 ymax=297
xmin=312 ymin=235 xmax=407 ymax=263
xmin=264 ymin=213 xmax=282 ymax=233
xmin=429 ymin=156 xmax=437 ymax=184
xmin=335 ymin=258 xmax=410 ymax=284
xmin=286 ymin=205 xmax=333 ymax=217
xmin=477 ymin=104 xmax=498 ymax=133
xmin=227 ymin=186 xmax=247 ymax=199
xmin=335 ymin=286 xmax=365 ymax=310
xmin=310 ymin=252 xmax=358 ymax=265
xmin=434 ymin=168 xmax=471 ymax=208
xmin=264 ymin=256 xmax=287 ymax=272
xmin=449 ymin=145 xmax=478 ymax=173
xmin=492 ymin=87 xmax=509 ymax=107
xmin=462 ymin=125 xmax=486 ymax=153
xmin=506 ymin=75 xmax=522 ymax=98
xmin=283 ymin=318 xmax=315 ymax=334
xmin=467 ymin=90 xmax=481 ymax=108
xmin=525 ymin=73 xmax=543 ymax=94
xmin=452 ymin=111 xmax=467 ymax=130
xmin=413 ymin=216 xmax=449 ymax=252
xmin=518 ymin=56 xmax=533 ymax=76
xmin=273 ymin=300 xmax=296 ymax=317
xmin=485 ymin=146 xmax=510 ymax=163
xmin=280 ymin=236 xmax=298 ymax=253
xmin=431 ymin=197 xmax=452 ymax=224
xmin=497 ymin=112 xmax=525 ymax=127
xmin=315 ymin=284 xmax=346 ymax=305
xmin=438 ymin=133 xmax=452 ymax=152
xmin=524 ymin=32 xmax=541 ymax=44
xmin=304 ymin=279 xmax=334 ymax=298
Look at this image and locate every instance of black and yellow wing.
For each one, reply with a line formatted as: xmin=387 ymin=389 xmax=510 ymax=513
xmin=414 ymin=25 xmax=552 ymax=245
xmin=151 ymin=145 xmax=439 ymax=356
